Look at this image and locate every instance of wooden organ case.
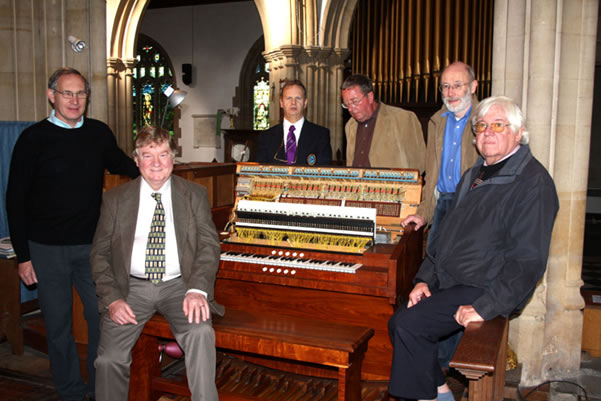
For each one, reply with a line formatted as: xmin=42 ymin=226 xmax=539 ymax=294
xmin=216 ymin=163 xmax=424 ymax=381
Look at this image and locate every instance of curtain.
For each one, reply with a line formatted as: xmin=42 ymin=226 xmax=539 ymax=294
xmin=1 ymin=121 xmax=37 ymax=302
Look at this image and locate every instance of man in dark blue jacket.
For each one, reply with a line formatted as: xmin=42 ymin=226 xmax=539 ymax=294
xmin=388 ymin=96 xmax=559 ymax=401
xmin=255 ymin=79 xmax=331 ymax=166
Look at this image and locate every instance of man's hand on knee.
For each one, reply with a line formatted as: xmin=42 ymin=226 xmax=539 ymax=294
xmin=108 ymin=299 xmax=138 ymax=325
xmin=183 ymin=292 xmax=210 ymax=324
xmin=454 ymin=305 xmax=483 ymax=327
xmin=407 ymin=282 xmax=431 ymax=308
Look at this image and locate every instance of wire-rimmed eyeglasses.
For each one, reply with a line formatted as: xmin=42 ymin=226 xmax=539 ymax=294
xmin=54 ymin=89 xmax=88 ymax=100
xmin=341 ymin=94 xmax=366 ymax=110
xmin=439 ymin=82 xmax=468 ymax=93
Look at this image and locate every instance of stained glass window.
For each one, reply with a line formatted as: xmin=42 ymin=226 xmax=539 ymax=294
xmin=132 ymin=34 xmax=177 ymax=140
xmin=252 ymin=59 xmax=270 ymax=130
xmin=253 ymin=77 xmax=269 ymax=130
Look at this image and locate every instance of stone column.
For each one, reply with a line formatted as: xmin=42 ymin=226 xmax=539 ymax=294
xmin=329 ymin=48 xmax=350 ymax=162
xmin=304 ymin=46 xmax=320 ymax=121
xmin=492 ymin=0 xmax=597 ymax=386
xmin=264 ymin=49 xmax=284 ymax=124
xmin=316 ymin=48 xmax=332 ymax=127
xmin=121 ymin=58 xmax=137 ymax=156
xmin=106 ymin=58 xmax=121 ymax=139
xmin=541 ymin=0 xmax=597 ymax=382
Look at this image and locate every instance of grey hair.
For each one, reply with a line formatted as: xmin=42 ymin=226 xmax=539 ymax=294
xmin=133 ymin=126 xmax=177 ymax=158
xmin=472 ymin=96 xmax=529 ymax=144
xmin=48 ymin=67 xmax=90 ymax=93
xmin=341 ymin=74 xmax=375 ymax=96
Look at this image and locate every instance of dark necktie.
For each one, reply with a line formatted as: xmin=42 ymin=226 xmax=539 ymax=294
xmin=145 ymin=192 xmax=165 ymax=284
xmin=286 ymin=125 xmax=296 ymax=165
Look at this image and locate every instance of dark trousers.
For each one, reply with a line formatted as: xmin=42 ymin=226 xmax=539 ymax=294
xmin=425 ymin=192 xmax=463 ymax=369
xmin=388 ymin=285 xmax=484 ymax=400
xmin=30 ymin=241 xmax=100 ymax=401
xmin=426 ymin=192 xmax=455 ymax=257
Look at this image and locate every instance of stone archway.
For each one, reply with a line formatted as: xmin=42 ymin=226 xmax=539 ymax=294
xmin=106 ymin=0 xmax=151 ymax=155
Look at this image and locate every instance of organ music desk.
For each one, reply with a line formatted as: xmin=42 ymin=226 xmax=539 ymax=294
xmin=216 ymin=163 xmax=424 ymax=381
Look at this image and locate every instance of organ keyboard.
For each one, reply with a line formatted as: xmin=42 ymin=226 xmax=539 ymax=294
xmin=216 ymin=163 xmax=424 ymax=381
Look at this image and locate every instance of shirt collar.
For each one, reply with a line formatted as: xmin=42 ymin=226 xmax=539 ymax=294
xmin=283 ymin=117 xmax=305 ymax=133
xmin=47 ymin=110 xmax=84 ymax=129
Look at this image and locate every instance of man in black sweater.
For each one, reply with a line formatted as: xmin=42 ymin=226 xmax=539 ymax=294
xmin=6 ymin=67 xmax=139 ymax=401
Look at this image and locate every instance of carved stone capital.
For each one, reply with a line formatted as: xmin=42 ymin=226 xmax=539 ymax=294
xmin=122 ymin=58 xmax=138 ymax=72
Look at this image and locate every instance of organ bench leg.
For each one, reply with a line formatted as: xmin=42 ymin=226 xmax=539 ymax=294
xmin=337 ymin=342 xmax=367 ymax=401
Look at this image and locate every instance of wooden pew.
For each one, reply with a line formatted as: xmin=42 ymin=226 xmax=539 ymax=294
xmin=129 ymin=309 xmax=374 ymax=401
xmin=449 ymin=316 xmax=509 ymax=401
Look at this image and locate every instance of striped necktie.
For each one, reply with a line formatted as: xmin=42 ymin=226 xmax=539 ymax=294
xmin=145 ymin=192 xmax=165 ymax=284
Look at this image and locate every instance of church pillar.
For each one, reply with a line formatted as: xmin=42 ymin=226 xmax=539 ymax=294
xmin=303 ymin=46 xmax=320 ymax=121
xmin=121 ymin=58 xmax=137 ymax=156
xmin=106 ymin=58 xmax=121 ymax=140
xmin=316 ymin=48 xmax=332 ymax=127
xmin=493 ymin=0 xmax=597 ymax=386
xmin=264 ymin=49 xmax=284 ymax=124
xmin=542 ymin=0 xmax=596 ymax=382
xmin=328 ymin=48 xmax=350 ymax=162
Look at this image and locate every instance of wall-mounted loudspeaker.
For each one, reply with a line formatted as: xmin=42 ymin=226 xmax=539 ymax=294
xmin=182 ymin=63 xmax=192 ymax=85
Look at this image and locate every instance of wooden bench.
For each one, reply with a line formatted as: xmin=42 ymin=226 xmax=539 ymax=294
xmin=450 ymin=316 xmax=509 ymax=401
xmin=129 ymin=309 xmax=374 ymax=401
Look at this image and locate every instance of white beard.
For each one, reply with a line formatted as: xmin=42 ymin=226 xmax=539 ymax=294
xmin=443 ymin=91 xmax=472 ymax=114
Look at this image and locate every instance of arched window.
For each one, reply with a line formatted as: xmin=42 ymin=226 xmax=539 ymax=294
xmin=132 ymin=34 xmax=181 ymax=152
xmin=234 ymin=36 xmax=270 ymax=130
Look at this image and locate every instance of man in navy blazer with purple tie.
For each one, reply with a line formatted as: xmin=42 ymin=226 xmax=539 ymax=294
xmin=255 ymin=80 xmax=332 ymax=166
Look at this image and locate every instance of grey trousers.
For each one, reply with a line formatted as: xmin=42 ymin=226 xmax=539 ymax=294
xmin=94 ymin=277 xmax=218 ymax=401
xmin=29 ymin=241 xmax=99 ymax=401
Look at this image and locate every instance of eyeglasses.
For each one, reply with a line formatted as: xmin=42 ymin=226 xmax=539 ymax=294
xmin=473 ymin=121 xmax=511 ymax=133
xmin=54 ymin=89 xmax=88 ymax=100
xmin=439 ymin=82 xmax=468 ymax=93
xmin=272 ymin=140 xmax=297 ymax=164
xmin=341 ymin=94 xmax=366 ymax=110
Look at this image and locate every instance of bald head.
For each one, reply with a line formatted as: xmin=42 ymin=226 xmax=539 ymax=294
xmin=440 ymin=61 xmax=478 ymax=118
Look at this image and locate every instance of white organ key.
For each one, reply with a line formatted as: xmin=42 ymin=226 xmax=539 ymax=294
xmin=220 ymin=251 xmax=362 ymax=274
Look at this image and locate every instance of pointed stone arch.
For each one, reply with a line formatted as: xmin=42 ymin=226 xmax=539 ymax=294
xmin=106 ymin=0 xmax=151 ymax=154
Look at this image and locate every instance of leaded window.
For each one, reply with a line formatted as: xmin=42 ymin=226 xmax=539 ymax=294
xmin=132 ymin=34 xmax=178 ymax=139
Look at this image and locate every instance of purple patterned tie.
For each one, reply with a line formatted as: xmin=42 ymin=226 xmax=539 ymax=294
xmin=286 ymin=125 xmax=296 ymax=165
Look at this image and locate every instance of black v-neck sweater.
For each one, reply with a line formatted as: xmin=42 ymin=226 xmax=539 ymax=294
xmin=6 ymin=118 xmax=139 ymax=262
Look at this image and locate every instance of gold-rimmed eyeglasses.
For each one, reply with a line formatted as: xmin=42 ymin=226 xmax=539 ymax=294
xmin=473 ymin=122 xmax=511 ymax=134
xmin=341 ymin=94 xmax=366 ymax=110
xmin=54 ymin=89 xmax=88 ymax=100
xmin=439 ymin=82 xmax=468 ymax=93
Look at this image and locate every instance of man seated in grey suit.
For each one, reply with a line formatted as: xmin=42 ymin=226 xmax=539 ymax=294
xmin=91 ymin=126 xmax=224 ymax=401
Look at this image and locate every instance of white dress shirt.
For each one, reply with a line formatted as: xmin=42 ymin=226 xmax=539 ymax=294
xmin=130 ymin=178 xmax=206 ymax=297
xmin=283 ymin=117 xmax=305 ymax=146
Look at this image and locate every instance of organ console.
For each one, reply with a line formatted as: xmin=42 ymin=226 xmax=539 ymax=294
xmin=215 ymin=163 xmax=424 ymax=381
